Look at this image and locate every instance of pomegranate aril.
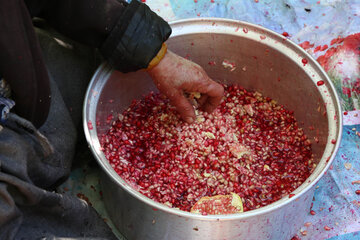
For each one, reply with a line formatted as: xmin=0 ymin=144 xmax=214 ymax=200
xmin=101 ymin=85 xmax=314 ymax=213
xmin=317 ymin=80 xmax=325 ymax=86
xmin=324 ymin=225 xmax=331 ymax=231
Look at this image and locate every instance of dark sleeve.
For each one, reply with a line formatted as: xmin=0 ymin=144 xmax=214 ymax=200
xmin=36 ymin=0 xmax=172 ymax=72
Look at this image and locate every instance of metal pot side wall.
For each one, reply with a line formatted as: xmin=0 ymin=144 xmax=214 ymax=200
xmin=101 ymin=171 xmax=315 ymax=240
xmin=83 ymin=19 xmax=342 ymax=240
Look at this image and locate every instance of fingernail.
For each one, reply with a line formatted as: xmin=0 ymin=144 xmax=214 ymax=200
xmin=185 ymin=117 xmax=194 ymax=123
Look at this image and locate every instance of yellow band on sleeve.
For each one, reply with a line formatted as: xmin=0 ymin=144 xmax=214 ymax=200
xmin=146 ymin=43 xmax=168 ymax=71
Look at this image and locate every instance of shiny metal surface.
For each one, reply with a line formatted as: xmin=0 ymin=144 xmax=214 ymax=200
xmin=83 ymin=18 xmax=342 ymax=240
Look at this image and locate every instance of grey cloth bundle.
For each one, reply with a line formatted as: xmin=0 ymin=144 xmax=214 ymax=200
xmin=0 ymin=27 xmax=116 ymax=240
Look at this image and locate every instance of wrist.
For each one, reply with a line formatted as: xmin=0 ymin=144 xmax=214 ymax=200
xmin=146 ymin=43 xmax=168 ymax=71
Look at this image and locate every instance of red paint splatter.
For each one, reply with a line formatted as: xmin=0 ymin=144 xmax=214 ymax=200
xmin=289 ymin=194 xmax=295 ymax=198
xmin=260 ymin=35 xmax=266 ymax=40
xmin=342 ymin=87 xmax=352 ymax=98
xmin=344 ymin=111 xmax=348 ymax=115
xmin=299 ymin=41 xmax=314 ymax=50
xmin=321 ymin=44 xmax=328 ymax=51
xmin=331 ymin=139 xmax=336 ymax=144
xmin=317 ymin=47 xmax=337 ymax=71
xmin=310 ymin=210 xmax=316 ymax=215
xmin=243 ymin=28 xmax=248 ymax=33
xmin=211 ymin=0 xmax=215 ymax=2
xmin=314 ymin=46 xmax=322 ymax=53
xmin=317 ymin=80 xmax=325 ymax=86
xmin=194 ymin=0 xmax=198 ymax=2
xmin=355 ymin=190 xmax=360 ymax=195
xmin=302 ymin=58 xmax=308 ymax=66
xmin=330 ymin=36 xmax=344 ymax=45
xmin=208 ymin=61 xmax=216 ymax=66
xmin=141 ymin=0 xmax=146 ymax=2
xmin=191 ymin=42 xmax=194 ymax=46
xmin=314 ymin=44 xmax=329 ymax=53
xmin=152 ymin=208 xmax=158 ymax=211
xmin=291 ymin=235 xmax=301 ymax=240
xmin=282 ymin=32 xmax=289 ymax=37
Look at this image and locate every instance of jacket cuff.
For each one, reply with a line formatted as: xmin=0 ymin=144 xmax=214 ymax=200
xmin=100 ymin=0 xmax=172 ymax=73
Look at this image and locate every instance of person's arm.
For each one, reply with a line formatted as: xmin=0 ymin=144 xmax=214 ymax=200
xmin=34 ymin=0 xmax=171 ymax=73
xmin=30 ymin=0 xmax=127 ymax=48
xmin=33 ymin=0 xmax=223 ymax=121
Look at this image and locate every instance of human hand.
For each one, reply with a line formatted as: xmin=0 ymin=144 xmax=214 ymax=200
xmin=147 ymin=50 xmax=224 ymax=123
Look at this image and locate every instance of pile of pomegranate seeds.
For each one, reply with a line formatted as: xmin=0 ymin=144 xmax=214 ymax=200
xmin=101 ymin=85 xmax=315 ymax=212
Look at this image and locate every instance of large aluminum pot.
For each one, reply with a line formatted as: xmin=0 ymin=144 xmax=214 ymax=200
xmin=83 ymin=18 xmax=342 ymax=240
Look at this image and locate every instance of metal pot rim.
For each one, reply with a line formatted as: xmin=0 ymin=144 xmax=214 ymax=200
xmin=83 ymin=17 xmax=343 ymax=220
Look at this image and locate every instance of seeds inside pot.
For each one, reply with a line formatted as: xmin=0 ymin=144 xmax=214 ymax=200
xmin=101 ymin=84 xmax=315 ymax=213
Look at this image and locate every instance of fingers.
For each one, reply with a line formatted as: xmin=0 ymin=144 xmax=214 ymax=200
xmin=200 ymin=80 xmax=224 ymax=113
xmin=168 ymin=89 xmax=196 ymax=123
xmin=148 ymin=50 xmax=224 ymax=121
xmin=197 ymin=94 xmax=208 ymax=107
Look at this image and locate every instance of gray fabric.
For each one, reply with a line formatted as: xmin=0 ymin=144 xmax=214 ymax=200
xmin=0 ymin=78 xmax=11 ymax=98
xmin=0 ymin=26 xmax=116 ymax=239
xmin=35 ymin=21 xmax=100 ymax=128
xmin=0 ymin=97 xmax=15 ymax=123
